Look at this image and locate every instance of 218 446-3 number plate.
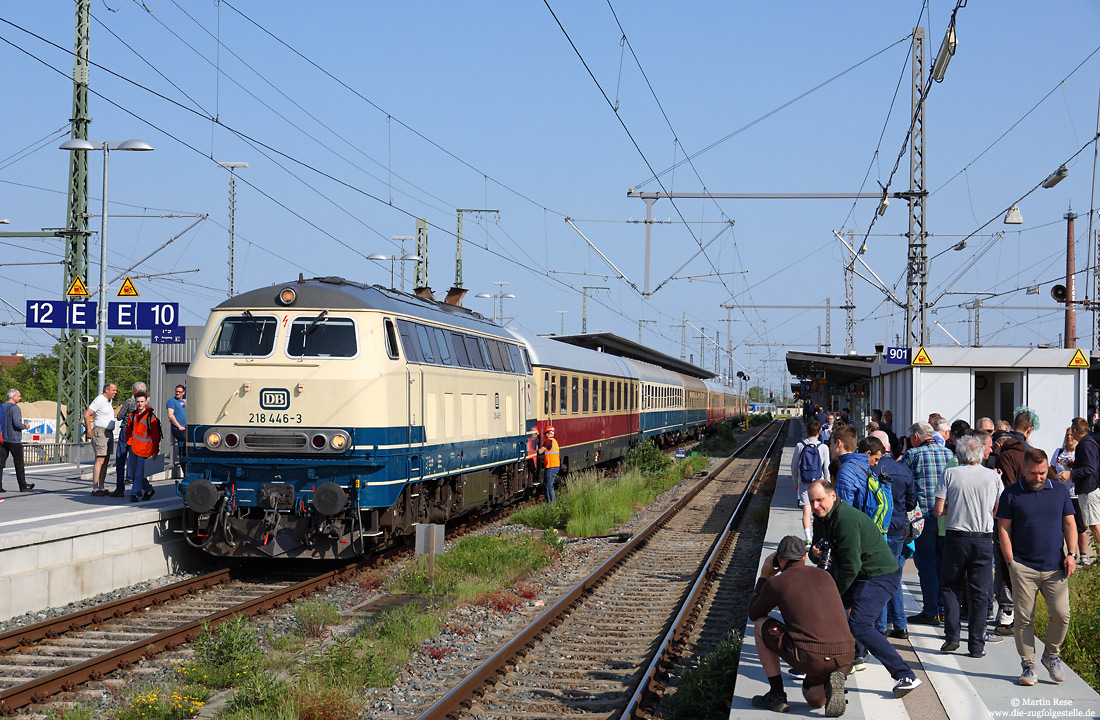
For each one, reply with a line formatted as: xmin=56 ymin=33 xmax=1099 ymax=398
xmin=248 ymin=412 xmax=303 ymax=424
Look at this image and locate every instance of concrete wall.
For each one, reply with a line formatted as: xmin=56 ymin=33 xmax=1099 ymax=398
xmin=0 ymin=508 xmax=207 ymax=621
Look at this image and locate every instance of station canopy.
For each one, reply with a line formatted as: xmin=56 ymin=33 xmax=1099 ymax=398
xmin=550 ymin=332 xmax=716 ymax=379
xmin=786 ymin=351 xmax=875 ymax=386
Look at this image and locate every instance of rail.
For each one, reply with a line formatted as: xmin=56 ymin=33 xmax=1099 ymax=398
xmin=417 ymin=420 xmax=784 ymax=720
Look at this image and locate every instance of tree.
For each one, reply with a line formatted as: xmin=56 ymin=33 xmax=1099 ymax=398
xmin=748 ymin=385 xmax=767 ymax=402
xmin=0 ymin=337 xmax=149 ymax=406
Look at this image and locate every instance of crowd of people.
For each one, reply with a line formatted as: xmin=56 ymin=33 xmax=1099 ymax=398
xmin=750 ymin=404 xmax=1089 ymax=715
xmin=0 ymin=382 xmax=186 ymax=502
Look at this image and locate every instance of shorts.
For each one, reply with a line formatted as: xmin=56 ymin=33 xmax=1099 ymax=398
xmin=1080 ymin=489 xmax=1100 ymax=527
xmin=1071 ymin=498 xmax=1087 ymax=535
xmin=797 ymin=481 xmax=813 ymax=508
xmin=759 ymin=617 xmax=853 ymax=688
xmin=92 ymin=426 xmax=114 ymax=458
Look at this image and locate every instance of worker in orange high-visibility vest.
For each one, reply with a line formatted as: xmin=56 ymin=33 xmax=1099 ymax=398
xmin=125 ymin=390 xmax=161 ymax=502
xmin=537 ymin=426 xmax=560 ymax=503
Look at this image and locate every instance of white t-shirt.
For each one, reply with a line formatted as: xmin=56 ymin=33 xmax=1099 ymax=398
xmin=88 ymin=394 xmax=116 ymax=429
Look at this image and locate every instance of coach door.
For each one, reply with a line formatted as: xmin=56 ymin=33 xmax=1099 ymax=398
xmin=407 ymin=365 xmax=424 ymax=481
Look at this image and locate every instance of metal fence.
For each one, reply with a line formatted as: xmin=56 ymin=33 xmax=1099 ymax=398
xmin=23 ymin=442 xmax=84 ymax=466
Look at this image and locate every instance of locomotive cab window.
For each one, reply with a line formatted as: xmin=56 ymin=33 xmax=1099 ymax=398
xmin=286 ymin=315 xmax=357 ymax=357
xmin=384 ymin=319 xmax=400 ymax=359
xmin=209 ymin=314 xmax=278 ymax=357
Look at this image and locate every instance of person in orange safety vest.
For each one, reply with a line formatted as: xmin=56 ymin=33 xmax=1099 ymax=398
xmin=126 ymin=390 xmax=161 ymax=503
xmin=537 ymin=426 xmax=560 ymax=503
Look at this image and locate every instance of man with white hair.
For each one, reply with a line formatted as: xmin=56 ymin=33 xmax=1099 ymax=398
xmin=934 ymin=435 xmax=1001 ymax=657
xmin=0 ymin=389 xmax=34 ymax=493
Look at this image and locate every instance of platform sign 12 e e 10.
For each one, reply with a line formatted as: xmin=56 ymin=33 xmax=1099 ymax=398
xmin=25 ymin=300 xmax=96 ymax=329
xmin=885 ymin=347 xmax=911 ymax=365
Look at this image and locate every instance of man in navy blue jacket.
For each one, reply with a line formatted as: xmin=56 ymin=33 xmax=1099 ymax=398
xmin=871 ymin=430 xmax=917 ymax=638
xmin=1056 ymin=417 xmax=1100 ymax=559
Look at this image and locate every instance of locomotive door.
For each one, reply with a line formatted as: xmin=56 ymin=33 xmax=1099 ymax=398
xmin=407 ymin=365 xmax=424 ymax=481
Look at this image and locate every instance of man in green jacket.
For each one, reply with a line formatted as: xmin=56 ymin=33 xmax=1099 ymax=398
xmin=808 ymin=479 xmax=922 ymax=698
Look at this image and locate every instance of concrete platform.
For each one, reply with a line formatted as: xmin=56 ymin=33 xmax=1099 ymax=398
xmin=731 ymin=420 xmax=1100 ymax=719
xmin=0 ymin=460 xmax=207 ymax=621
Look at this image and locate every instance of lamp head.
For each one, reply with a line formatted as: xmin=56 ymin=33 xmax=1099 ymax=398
xmin=1042 ymin=165 xmax=1069 ymax=189
xmin=59 ymin=138 xmax=96 ymax=151
xmin=116 ymin=139 xmax=154 ymax=151
xmin=1004 ymin=204 xmax=1023 ymax=225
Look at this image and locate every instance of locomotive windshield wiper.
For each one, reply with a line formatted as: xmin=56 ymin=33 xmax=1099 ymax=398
xmin=302 ymin=310 xmax=329 ymax=337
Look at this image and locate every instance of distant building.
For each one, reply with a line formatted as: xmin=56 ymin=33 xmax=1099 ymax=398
xmin=0 ymin=354 xmax=24 ymax=368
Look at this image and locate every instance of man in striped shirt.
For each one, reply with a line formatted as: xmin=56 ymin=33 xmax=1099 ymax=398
xmin=903 ymin=421 xmax=954 ymax=625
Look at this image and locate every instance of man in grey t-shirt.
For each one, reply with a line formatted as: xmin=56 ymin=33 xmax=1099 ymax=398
xmin=934 ymin=434 xmax=1002 ymax=657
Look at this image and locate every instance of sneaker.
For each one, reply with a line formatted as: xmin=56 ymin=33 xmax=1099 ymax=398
xmin=968 ymin=649 xmax=986 ymax=658
xmin=983 ymin=632 xmax=1004 ymax=644
xmin=887 ymin=628 xmax=909 ymax=639
xmin=824 ymin=670 xmax=847 ymax=717
xmin=851 ymin=657 xmax=866 ymax=672
xmin=130 ymin=495 xmax=140 ymax=502
xmin=1042 ymin=656 xmax=1066 ymax=683
xmin=1019 ymin=664 xmax=1037 ymax=686
xmin=996 ymin=608 xmax=1014 ymax=626
xmin=907 ymin=612 xmax=942 ymax=626
xmin=941 ymin=640 xmax=960 ymax=652
xmin=143 ymin=487 xmax=156 ymax=501
xmin=994 ymin=625 xmax=1014 ymax=637
xmin=20 ymin=483 xmax=34 ymax=492
xmin=751 ymin=689 xmax=790 ymax=713
xmin=893 ymin=676 xmax=921 ymax=697
xmin=787 ymin=668 xmax=807 ymax=681
xmin=109 ymin=489 xmax=125 ymax=498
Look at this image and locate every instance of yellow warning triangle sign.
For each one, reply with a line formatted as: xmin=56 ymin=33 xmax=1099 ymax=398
xmin=911 ymin=346 xmax=934 ymax=366
xmin=1068 ymin=348 xmax=1090 ymax=368
xmin=65 ymin=275 xmax=90 ymax=298
xmin=117 ymin=276 xmax=140 ymax=297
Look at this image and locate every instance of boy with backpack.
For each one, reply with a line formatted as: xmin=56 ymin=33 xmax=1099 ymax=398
xmin=125 ymin=390 xmax=161 ymax=502
xmin=792 ymin=419 xmax=831 ymax=544
xmin=832 ymin=428 xmax=893 ymax=536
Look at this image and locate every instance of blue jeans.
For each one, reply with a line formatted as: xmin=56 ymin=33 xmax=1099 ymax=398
xmin=847 ymin=571 xmax=915 ymax=680
xmin=913 ymin=525 xmax=942 ymax=616
xmin=115 ymin=429 xmax=131 ymax=493
xmin=126 ymin=453 xmax=152 ymax=498
xmin=877 ymin=536 xmax=909 ymax=632
xmin=544 ymin=466 xmax=559 ymax=503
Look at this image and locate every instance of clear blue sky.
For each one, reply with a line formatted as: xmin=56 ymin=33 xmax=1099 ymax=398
xmin=2 ymin=1 xmax=1098 ymax=395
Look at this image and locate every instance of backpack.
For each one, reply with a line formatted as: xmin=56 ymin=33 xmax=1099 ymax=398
xmin=798 ymin=440 xmax=824 ymax=483
xmin=859 ymin=465 xmax=893 ymax=534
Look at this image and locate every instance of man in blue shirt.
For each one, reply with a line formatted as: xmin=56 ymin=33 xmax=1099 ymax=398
xmin=996 ymin=448 xmax=1077 ymax=687
xmin=166 ymin=384 xmax=187 ymax=473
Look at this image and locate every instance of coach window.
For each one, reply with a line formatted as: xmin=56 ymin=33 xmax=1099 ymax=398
xmin=601 ymin=380 xmax=607 ymax=412
xmin=450 ymin=331 xmax=471 ymax=366
xmin=546 ymin=373 xmax=552 ymax=415
xmin=582 ymin=378 xmax=589 ymax=413
xmin=433 ymin=328 xmax=454 ymax=365
xmin=571 ymin=376 xmax=579 ymax=414
xmin=593 ymin=380 xmax=599 ymax=412
xmin=209 ymin=314 xmax=278 ymax=357
xmin=560 ymin=374 xmax=568 ymax=414
xmin=616 ymin=381 xmax=621 ymax=411
xmin=384 ymin=319 xmax=400 ymax=359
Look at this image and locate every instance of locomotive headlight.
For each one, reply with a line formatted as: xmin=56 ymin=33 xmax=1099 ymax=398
xmin=330 ymin=434 xmax=347 ymax=450
xmin=224 ymin=432 xmax=240 ymax=448
xmin=277 ymin=287 xmax=297 ymax=305
xmin=311 ymin=434 xmax=327 ymax=449
xmin=205 ymin=431 xmax=222 ymax=448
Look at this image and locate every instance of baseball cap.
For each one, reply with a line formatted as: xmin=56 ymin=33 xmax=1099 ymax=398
xmin=777 ymin=535 xmax=808 ymax=560
xmin=869 ymin=430 xmax=891 ymax=452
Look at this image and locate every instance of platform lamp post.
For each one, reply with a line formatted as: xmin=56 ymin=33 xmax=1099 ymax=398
xmin=368 ymin=252 xmax=421 ymax=289
xmin=60 ymin=138 xmax=154 ymax=395
xmin=475 ymin=282 xmax=515 ymax=324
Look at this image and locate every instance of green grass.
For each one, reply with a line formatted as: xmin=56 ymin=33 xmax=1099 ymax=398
xmin=177 ymin=614 xmax=263 ymax=689
xmin=664 ymin=631 xmax=743 ymax=719
xmin=113 ymin=683 xmax=210 ymax=720
xmin=391 ymin=532 xmax=558 ymax=601
xmin=1033 ymin=564 xmax=1100 ymax=690
xmin=510 ymin=444 xmax=711 ymax=537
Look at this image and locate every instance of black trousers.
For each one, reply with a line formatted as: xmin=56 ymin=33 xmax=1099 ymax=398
xmin=0 ymin=442 xmax=28 ymax=491
xmin=941 ymin=534 xmax=994 ymax=653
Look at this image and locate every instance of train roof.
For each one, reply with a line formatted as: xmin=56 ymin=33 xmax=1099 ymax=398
xmin=509 ymin=330 xmax=638 ymax=378
xmin=622 ymin=357 xmax=687 ymax=385
xmin=215 ymin=276 xmax=516 ymax=340
xmin=702 ymin=377 xmax=737 ymax=394
xmin=551 ymin=332 xmax=716 ymax=379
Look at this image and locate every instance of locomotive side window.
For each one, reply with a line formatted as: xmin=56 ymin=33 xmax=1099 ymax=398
xmin=286 ymin=316 xmax=357 ymax=358
xmin=521 ymin=348 xmax=533 ymax=375
xmin=466 ymin=336 xmax=487 ymax=369
xmin=433 ymin=328 xmax=454 ymax=365
xmin=450 ymin=331 xmax=471 ymax=366
xmin=384 ymin=319 xmax=400 ymax=359
xmin=415 ymin=324 xmax=437 ymax=363
xmin=486 ymin=340 xmax=505 ymax=371
xmin=508 ymin=345 xmax=525 ymax=375
xmin=395 ymin=319 xmax=422 ymax=362
xmin=209 ymin=315 xmax=278 ymax=357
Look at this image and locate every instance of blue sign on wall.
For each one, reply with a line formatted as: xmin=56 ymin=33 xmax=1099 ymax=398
xmin=151 ymin=326 xmax=185 ymax=344
xmin=885 ymin=347 xmax=911 ymax=365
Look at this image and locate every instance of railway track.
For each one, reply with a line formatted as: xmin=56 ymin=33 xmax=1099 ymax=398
xmin=418 ymin=420 xmax=787 ymax=720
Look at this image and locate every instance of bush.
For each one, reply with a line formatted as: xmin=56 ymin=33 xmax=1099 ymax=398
xmin=716 ymin=421 xmax=735 ymax=442
xmin=511 ymin=500 xmax=569 ymax=530
xmin=227 ymin=672 xmax=291 ymax=712
xmin=665 ymin=631 xmax=743 ymax=719
xmin=625 ymin=437 xmax=672 ymax=475
xmin=748 ymin=412 xmax=773 ymax=427
xmin=114 ymin=684 xmax=209 ymax=720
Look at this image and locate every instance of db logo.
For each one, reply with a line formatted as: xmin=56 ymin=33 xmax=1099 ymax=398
xmin=259 ymin=388 xmax=291 ymax=410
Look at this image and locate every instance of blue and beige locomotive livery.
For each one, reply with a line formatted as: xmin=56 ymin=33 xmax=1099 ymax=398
xmin=178 ymin=276 xmax=743 ymax=559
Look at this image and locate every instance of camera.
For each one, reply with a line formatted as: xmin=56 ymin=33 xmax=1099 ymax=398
xmin=79 ymin=334 xmax=97 ymax=347
xmin=814 ymin=540 xmax=833 ymax=571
